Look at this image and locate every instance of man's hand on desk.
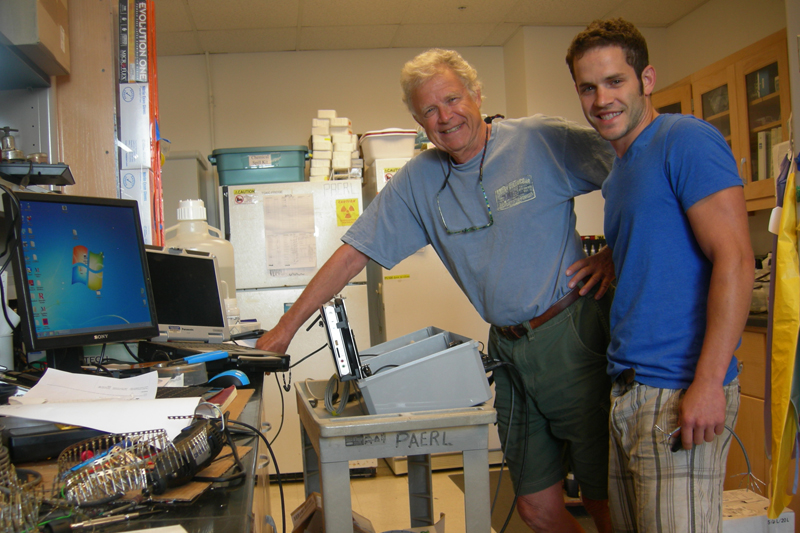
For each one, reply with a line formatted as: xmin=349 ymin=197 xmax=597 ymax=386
xmin=255 ymin=326 xmax=292 ymax=355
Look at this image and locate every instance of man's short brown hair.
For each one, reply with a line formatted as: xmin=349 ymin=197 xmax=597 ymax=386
xmin=566 ymin=18 xmax=649 ymax=85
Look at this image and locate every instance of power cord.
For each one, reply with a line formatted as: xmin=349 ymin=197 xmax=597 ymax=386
xmin=0 ymin=184 xmax=21 ymax=333
xmin=270 ymin=372 xmax=285 ymax=446
xmin=484 ymin=358 xmax=529 ymax=533
xmin=228 ymin=418 xmax=286 ymax=533
xmin=324 ymin=374 xmax=350 ymax=416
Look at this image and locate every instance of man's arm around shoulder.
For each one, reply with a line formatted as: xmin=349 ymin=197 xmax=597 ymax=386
xmin=679 ymin=186 xmax=754 ymax=448
xmin=255 ymin=244 xmax=370 ymax=354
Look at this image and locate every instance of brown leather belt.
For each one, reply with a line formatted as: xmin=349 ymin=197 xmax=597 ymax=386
xmin=494 ymin=287 xmax=582 ymax=340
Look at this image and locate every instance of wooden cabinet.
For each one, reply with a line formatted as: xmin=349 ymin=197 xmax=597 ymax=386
xmin=725 ymin=328 xmax=767 ymax=492
xmin=652 ymin=80 xmax=692 ymax=115
xmin=653 ymin=30 xmax=791 ymax=212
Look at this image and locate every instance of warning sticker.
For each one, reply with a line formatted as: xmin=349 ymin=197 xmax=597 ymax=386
xmin=384 ymin=274 xmax=410 ymax=280
xmin=336 ymin=198 xmax=359 ymax=227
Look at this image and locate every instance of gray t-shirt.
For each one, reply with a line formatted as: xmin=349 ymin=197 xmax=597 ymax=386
xmin=343 ymin=115 xmax=614 ymax=326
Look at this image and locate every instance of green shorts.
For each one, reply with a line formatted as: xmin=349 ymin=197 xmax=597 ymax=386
xmin=490 ymin=288 xmax=613 ymax=500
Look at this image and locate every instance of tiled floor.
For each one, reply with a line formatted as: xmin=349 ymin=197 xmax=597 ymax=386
xmin=267 ymin=461 xmax=598 ymax=533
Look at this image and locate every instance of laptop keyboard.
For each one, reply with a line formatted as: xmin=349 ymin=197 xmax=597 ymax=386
xmin=140 ymin=340 xmax=266 ymax=354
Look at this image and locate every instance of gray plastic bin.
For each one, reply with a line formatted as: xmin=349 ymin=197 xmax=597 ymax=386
xmin=356 ymin=327 xmax=492 ymax=414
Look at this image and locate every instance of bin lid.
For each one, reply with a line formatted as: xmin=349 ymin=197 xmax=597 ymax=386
xmin=358 ymin=129 xmax=416 ymax=145
xmin=209 ymin=145 xmax=309 ymax=163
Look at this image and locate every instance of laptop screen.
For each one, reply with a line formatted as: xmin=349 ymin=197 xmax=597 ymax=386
xmin=145 ymin=247 xmax=229 ymax=342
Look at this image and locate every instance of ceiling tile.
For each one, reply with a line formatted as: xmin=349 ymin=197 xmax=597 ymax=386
xmin=153 ymin=0 xmax=193 ymax=32
xmin=400 ymin=0 xmax=518 ymax=25
xmin=198 ymin=28 xmax=298 ymax=53
xmin=391 ymin=23 xmax=496 ymax=49
xmin=605 ymin=0 xmax=711 ymax=26
xmin=299 ymin=25 xmax=399 ymax=51
xmin=154 ymin=0 xmax=718 ymax=56
xmin=482 ymin=23 xmax=521 ymax=46
xmin=189 ymin=0 xmax=300 ymax=30
xmin=504 ymin=0 xmax=623 ymax=25
xmin=300 ymin=0 xmax=409 ymax=27
xmin=157 ymin=31 xmax=204 ymax=56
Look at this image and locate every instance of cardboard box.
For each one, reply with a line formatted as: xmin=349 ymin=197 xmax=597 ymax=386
xmin=381 ymin=513 xmax=445 ymax=533
xmin=291 ymin=492 xmax=375 ymax=533
xmin=0 ymin=0 xmax=70 ymax=75
xmin=366 ymin=158 xmax=411 ymax=194
xmin=119 ymin=82 xmax=152 ymax=169
xmin=723 ymin=490 xmax=794 ymax=532
xmin=119 ymin=168 xmax=153 ymax=245
xmin=118 ymin=0 xmax=149 ymax=82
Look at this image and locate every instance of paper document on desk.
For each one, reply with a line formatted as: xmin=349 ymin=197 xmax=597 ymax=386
xmin=0 ymin=369 xmax=199 ymax=439
xmin=10 ymin=368 xmax=158 ymax=404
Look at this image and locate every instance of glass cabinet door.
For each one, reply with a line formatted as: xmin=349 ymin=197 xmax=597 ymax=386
xmin=733 ymin=37 xmax=791 ymax=208
xmin=692 ymin=64 xmax=742 ymax=173
xmin=737 ymin=48 xmax=790 ymax=183
xmin=744 ymin=62 xmax=782 ymax=182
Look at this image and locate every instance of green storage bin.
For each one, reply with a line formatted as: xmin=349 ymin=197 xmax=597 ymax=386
xmin=208 ymin=146 xmax=309 ymax=185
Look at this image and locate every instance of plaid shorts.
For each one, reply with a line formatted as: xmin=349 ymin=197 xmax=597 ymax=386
xmin=609 ymin=378 xmax=740 ymax=532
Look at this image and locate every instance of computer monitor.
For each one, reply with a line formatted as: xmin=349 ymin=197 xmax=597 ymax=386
xmin=4 ymin=192 xmax=158 ymax=371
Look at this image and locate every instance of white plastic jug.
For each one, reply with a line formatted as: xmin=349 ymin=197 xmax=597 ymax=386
xmin=164 ymin=199 xmax=237 ymax=303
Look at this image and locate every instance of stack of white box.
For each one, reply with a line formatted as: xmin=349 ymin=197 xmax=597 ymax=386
xmin=309 ymin=110 xmax=363 ymax=182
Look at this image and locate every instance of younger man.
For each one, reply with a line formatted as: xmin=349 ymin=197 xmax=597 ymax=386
xmin=566 ymin=19 xmax=754 ymax=532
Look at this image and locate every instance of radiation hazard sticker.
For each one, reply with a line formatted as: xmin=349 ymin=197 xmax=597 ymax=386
xmin=336 ymin=199 xmax=359 ymax=227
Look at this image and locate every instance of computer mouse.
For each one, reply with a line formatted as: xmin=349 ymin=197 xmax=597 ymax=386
xmin=208 ymin=369 xmax=250 ymax=388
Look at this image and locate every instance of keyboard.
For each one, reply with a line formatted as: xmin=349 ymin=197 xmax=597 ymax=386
xmin=138 ymin=340 xmax=290 ymax=372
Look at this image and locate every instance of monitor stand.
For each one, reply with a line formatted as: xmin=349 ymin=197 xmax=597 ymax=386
xmin=46 ymin=347 xmax=84 ymax=373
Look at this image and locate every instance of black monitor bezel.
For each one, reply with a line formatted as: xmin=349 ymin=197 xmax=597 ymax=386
xmin=5 ymin=191 xmax=159 ymax=353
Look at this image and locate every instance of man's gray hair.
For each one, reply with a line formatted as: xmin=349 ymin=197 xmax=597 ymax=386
xmin=400 ymin=49 xmax=483 ymax=115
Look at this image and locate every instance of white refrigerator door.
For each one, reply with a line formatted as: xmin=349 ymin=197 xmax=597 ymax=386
xmin=381 ymin=245 xmax=490 ymax=346
xmin=222 ymin=179 xmax=366 ymax=290
xmin=378 ymin=245 xmax=502 ymax=454
xmin=237 ymin=283 xmax=370 ymax=476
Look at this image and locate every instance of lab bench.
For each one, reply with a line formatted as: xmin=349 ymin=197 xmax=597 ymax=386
xmin=17 ymin=384 xmax=268 ymax=533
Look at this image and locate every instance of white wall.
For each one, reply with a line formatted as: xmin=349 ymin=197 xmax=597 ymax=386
xmin=158 ymin=47 xmax=506 ymax=156
xmin=157 ymin=0 xmax=788 ymax=236
xmin=660 ymin=0 xmax=788 ymax=86
xmin=502 ymin=29 xmax=528 ymax=119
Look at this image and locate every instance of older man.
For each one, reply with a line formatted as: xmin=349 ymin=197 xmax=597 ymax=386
xmin=258 ymin=49 xmax=615 ymax=532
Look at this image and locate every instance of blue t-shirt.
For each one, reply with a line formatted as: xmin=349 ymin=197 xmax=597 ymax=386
xmin=602 ymin=114 xmax=743 ymax=389
xmin=343 ymin=115 xmax=614 ymax=326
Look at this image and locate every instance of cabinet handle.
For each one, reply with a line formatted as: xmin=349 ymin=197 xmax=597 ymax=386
xmin=740 ymin=158 xmax=747 ymax=179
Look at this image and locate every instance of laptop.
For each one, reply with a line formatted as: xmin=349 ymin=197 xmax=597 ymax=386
xmin=138 ymin=246 xmax=289 ymax=371
xmin=320 ymin=297 xmax=362 ymax=381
